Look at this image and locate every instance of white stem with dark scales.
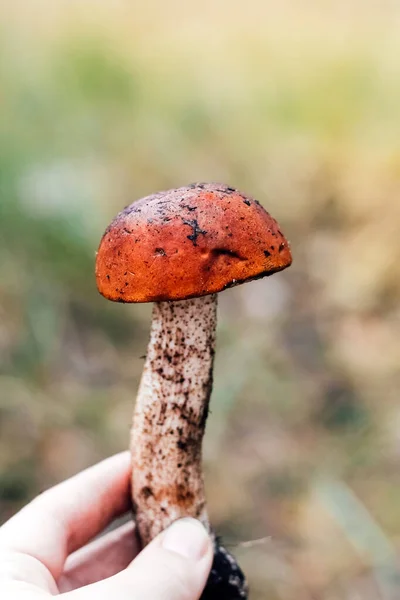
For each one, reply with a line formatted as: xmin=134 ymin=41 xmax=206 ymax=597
xmin=131 ymin=294 xmax=217 ymax=546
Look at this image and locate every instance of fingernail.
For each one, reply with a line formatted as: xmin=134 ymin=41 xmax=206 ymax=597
xmin=162 ymin=518 xmax=210 ymax=560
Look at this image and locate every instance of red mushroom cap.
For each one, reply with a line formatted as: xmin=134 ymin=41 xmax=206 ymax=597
xmin=95 ymin=183 xmax=292 ymax=303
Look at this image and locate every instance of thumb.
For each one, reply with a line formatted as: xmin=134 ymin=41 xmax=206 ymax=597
xmin=67 ymin=518 xmax=213 ymax=600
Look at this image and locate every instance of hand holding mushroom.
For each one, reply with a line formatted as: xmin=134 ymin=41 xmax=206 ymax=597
xmin=96 ymin=183 xmax=292 ymax=599
xmin=0 ymin=453 xmax=215 ymax=600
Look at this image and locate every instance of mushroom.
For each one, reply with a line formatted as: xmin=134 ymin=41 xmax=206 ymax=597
xmin=95 ymin=182 xmax=292 ymax=599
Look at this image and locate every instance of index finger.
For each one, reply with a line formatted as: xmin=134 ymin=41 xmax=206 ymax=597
xmin=0 ymin=452 xmax=132 ymax=583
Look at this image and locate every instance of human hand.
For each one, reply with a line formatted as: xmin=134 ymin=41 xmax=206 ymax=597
xmin=0 ymin=452 xmax=213 ymax=599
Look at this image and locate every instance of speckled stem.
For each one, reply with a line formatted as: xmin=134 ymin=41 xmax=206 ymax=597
xmin=131 ymin=294 xmax=217 ymax=545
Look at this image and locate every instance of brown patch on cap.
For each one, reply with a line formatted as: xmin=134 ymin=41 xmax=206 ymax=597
xmin=96 ymin=183 xmax=292 ymax=302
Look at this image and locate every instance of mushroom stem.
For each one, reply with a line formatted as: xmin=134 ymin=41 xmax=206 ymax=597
xmin=131 ymin=294 xmax=217 ymax=545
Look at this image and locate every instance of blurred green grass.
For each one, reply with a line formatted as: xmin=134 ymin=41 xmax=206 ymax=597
xmin=1 ymin=2 xmax=400 ymax=598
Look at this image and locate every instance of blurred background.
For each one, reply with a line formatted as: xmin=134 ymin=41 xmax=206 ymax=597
xmin=1 ymin=1 xmax=400 ymax=598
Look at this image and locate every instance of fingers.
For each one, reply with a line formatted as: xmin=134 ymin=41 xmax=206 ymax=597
xmin=0 ymin=452 xmax=131 ymax=583
xmin=0 ymin=550 xmax=60 ymax=595
xmin=59 ymin=520 xmax=139 ymax=592
xmin=66 ymin=518 xmax=213 ymax=600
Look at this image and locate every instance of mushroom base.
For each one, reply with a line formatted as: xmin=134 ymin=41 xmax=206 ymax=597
xmin=201 ymin=539 xmax=248 ymax=600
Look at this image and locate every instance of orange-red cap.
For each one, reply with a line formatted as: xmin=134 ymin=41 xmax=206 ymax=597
xmin=95 ymin=183 xmax=292 ymax=303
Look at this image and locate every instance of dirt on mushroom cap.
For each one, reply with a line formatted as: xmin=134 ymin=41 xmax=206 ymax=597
xmin=95 ymin=182 xmax=292 ymax=303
